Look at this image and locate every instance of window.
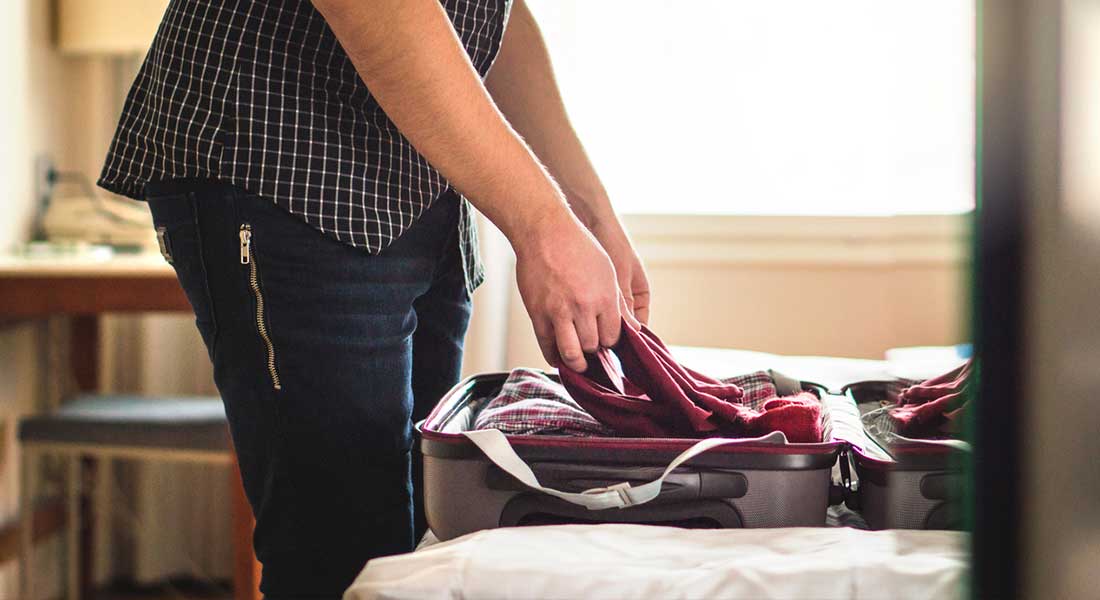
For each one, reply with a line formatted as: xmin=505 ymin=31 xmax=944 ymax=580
xmin=526 ymin=0 xmax=976 ymax=215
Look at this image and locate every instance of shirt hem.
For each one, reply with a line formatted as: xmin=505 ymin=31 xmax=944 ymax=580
xmin=97 ymin=176 xmax=148 ymax=202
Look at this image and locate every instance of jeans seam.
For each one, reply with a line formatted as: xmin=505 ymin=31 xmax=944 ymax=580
xmin=189 ymin=192 xmax=220 ymax=362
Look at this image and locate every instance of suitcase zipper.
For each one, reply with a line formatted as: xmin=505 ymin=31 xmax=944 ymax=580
xmin=838 ymin=447 xmax=859 ymax=510
xmin=240 ymin=224 xmax=282 ymax=390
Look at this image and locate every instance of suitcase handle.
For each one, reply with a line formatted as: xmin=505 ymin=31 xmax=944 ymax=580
xmin=462 ymin=429 xmax=787 ymax=511
xmin=485 ymin=463 xmax=749 ymax=502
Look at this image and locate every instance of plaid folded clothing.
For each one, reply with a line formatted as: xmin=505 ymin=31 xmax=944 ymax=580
xmin=473 ymin=368 xmax=615 ymax=437
xmin=722 ymin=371 xmax=781 ymax=410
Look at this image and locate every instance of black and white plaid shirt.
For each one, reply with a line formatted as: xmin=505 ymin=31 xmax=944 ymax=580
xmin=99 ymin=0 xmax=515 ymax=292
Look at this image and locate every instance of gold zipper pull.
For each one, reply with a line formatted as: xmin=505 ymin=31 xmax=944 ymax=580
xmin=239 ymin=225 xmax=252 ymax=265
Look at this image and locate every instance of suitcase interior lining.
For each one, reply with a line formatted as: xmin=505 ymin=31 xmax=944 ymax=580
xmin=842 ymin=381 xmax=971 ymax=465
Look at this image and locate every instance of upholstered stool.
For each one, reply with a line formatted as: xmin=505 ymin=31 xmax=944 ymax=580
xmin=19 ymin=395 xmax=233 ymax=600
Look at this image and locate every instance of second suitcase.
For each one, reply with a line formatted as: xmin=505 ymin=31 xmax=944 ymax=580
xmin=829 ymin=381 xmax=969 ymax=531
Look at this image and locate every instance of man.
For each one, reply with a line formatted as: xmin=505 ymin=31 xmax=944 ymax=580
xmin=100 ymin=0 xmax=649 ymax=596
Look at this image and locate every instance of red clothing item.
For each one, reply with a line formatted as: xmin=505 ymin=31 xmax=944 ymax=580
xmin=559 ymin=322 xmax=823 ymax=442
xmin=890 ymin=359 xmax=972 ymax=436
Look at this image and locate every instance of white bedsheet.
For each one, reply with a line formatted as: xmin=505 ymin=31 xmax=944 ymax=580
xmin=345 ymin=524 xmax=968 ymax=600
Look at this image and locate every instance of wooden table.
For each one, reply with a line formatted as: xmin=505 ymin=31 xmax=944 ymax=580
xmin=0 ymin=248 xmax=261 ymax=600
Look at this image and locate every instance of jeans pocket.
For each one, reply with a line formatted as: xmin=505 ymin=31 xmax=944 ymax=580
xmin=148 ymin=194 xmax=219 ymax=359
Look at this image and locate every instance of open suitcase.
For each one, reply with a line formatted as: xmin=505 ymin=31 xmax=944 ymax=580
xmin=419 ymin=369 xmax=968 ymax=541
xmin=419 ymin=370 xmax=865 ymax=541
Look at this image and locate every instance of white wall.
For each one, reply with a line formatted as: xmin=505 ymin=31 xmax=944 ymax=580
xmin=0 ymin=2 xmax=74 ymax=597
xmin=1 ymin=1 xmax=38 ymax=248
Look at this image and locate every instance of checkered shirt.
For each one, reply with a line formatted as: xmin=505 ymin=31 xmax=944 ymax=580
xmin=721 ymin=371 xmax=781 ymax=410
xmin=98 ymin=0 xmax=514 ymax=293
xmin=474 ymin=369 xmax=615 ymax=437
xmin=474 ymin=369 xmax=786 ymax=438
xmin=860 ymin=378 xmax=929 ymax=440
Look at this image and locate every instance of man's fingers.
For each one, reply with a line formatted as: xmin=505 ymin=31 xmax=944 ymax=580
xmin=617 ymin=276 xmax=643 ymax=331
xmin=619 ymin=293 xmax=641 ymax=332
xmin=533 ymin=318 xmax=562 ymax=368
xmin=554 ymin=319 xmax=587 ymax=372
xmin=632 ymin=288 xmax=651 ymax=325
xmin=597 ymin=306 xmax=623 ymax=347
xmin=631 ymin=267 xmax=652 ymax=326
xmin=619 ymin=277 xmax=635 ymax=311
xmin=573 ymin=314 xmax=601 ymax=354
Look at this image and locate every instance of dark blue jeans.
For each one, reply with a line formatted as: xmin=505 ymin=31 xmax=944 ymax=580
xmin=145 ymin=180 xmax=471 ymax=598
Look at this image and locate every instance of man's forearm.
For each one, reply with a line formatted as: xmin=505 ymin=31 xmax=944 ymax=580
xmin=483 ymin=0 xmax=650 ymax=325
xmin=310 ymin=0 xmax=576 ymax=247
xmin=484 ymin=0 xmax=618 ymax=234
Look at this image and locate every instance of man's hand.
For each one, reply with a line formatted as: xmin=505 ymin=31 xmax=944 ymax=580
xmin=514 ymin=208 xmax=622 ymax=373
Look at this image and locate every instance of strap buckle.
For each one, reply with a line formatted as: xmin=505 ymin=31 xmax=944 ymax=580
xmin=582 ymin=482 xmax=635 ymax=508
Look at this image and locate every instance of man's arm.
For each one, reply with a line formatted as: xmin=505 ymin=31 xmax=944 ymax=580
xmin=310 ymin=0 xmax=621 ymax=371
xmin=485 ymin=0 xmax=651 ymax=324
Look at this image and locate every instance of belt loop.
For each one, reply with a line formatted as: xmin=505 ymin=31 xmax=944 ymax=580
xmin=155 ymin=227 xmax=173 ymax=264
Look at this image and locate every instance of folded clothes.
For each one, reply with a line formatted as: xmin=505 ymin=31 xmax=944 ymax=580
xmin=559 ymin=321 xmax=823 ymax=442
xmin=888 ymin=359 xmax=972 ymax=437
xmin=724 ymin=370 xmax=781 ymax=408
xmin=473 ymin=368 xmax=614 ymax=437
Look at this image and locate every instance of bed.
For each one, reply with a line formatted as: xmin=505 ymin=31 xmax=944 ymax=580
xmin=345 ymin=347 xmax=970 ymax=600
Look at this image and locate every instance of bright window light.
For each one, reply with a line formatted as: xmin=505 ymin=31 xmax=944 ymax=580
xmin=526 ymin=0 xmax=976 ymax=215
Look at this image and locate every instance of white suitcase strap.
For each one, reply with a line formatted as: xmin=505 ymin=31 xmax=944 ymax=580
xmin=462 ymin=429 xmax=788 ymax=511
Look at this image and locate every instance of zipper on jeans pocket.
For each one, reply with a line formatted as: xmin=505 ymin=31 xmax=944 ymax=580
xmin=239 ymin=224 xmax=282 ymax=390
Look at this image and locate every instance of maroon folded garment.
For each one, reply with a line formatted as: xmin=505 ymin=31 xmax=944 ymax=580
xmin=559 ymin=322 xmax=823 ymax=442
xmin=889 ymin=359 xmax=972 ymax=436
